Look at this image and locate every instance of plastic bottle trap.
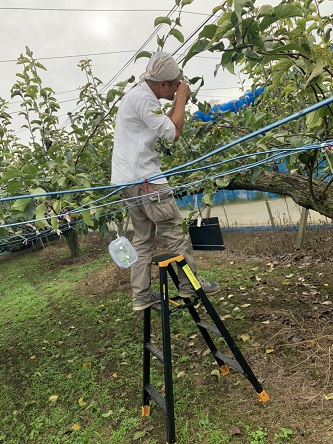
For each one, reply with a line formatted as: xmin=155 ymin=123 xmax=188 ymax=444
xmin=108 ymin=236 xmax=138 ymax=268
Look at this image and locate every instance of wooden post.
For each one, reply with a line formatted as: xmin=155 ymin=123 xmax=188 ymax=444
xmin=264 ymin=194 xmax=275 ymax=227
xmin=295 ymin=207 xmax=309 ymax=249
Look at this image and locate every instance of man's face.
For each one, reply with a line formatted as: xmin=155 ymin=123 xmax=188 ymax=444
xmin=160 ymin=75 xmax=181 ymax=101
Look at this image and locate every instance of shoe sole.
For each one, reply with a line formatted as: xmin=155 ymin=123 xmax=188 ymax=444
xmin=133 ymin=300 xmax=160 ymax=311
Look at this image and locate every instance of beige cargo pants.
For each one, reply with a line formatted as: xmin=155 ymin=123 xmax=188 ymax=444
xmin=120 ymin=182 xmax=197 ymax=298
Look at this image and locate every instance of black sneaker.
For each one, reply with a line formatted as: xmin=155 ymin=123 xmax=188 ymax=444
xmin=179 ymin=276 xmax=221 ymax=297
xmin=198 ymin=276 xmax=221 ymax=294
xmin=133 ymin=291 xmax=161 ymax=311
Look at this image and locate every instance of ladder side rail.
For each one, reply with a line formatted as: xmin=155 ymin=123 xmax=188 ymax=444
xmin=160 ymin=265 xmax=176 ymax=444
xmin=167 ymin=262 xmax=180 ymax=289
xmin=199 ymin=291 xmax=264 ymax=394
xmin=143 ymin=307 xmax=152 ymax=410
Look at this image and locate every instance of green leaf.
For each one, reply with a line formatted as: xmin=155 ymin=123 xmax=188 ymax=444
xmin=81 ymin=209 xmax=94 ymax=227
xmin=154 ymin=16 xmax=172 ymax=27
xmin=11 ymin=198 xmax=32 ymax=213
xmin=1 ymin=169 xmax=24 ymax=181
xmin=29 ymin=187 xmax=47 ymax=197
xmin=305 ymin=60 xmax=326 ymax=86
xmin=53 ymin=200 xmax=65 ymax=214
xmin=258 ymin=5 xmax=275 ymax=18
xmin=202 ymin=192 xmax=214 ymax=207
xmin=115 ymin=79 xmax=130 ymax=88
xmin=216 ymin=177 xmax=231 ymax=188
xmin=306 ymin=110 xmax=322 ymax=130
xmin=198 ymin=24 xmax=218 ymax=39
xmin=0 ymin=227 xmax=9 ymax=238
xmin=109 ymin=195 xmax=122 ymax=204
xmin=187 ymin=76 xmax=204 ymax=86
xmin=35 ymin=203 xmax=45 ymax=222
xmin=276 ymin=3 xmax=303 ymax=19
xmin=181 ymin=0 xmax=194 ymax=6
xmin=133 ymin=431 xmax=146 ymax=440
xmin=260 ymin=3 xmax=303 ymax=30
xmin=51 ymin=216 xmax=58 ymax=232
xmin=234 ymin=0 xmax=254 ymax=22
xmin=251 ymin=166 xmax=263 ymax=182
xmin=134 ymin=51 xmax=152 ymax=62
xmin=35 ymin=61 xmax=47 ymax=70
xmin=169 ymin=28 xmax=184 ymax=43
xmin=212 ymin=6 xmax=223 ymax=14
xmin=182 ymin=40 xmax=209 ymax=67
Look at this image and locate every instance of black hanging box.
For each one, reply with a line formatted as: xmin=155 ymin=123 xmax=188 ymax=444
xmin=189 ymin=217 xmax=224 ymax=251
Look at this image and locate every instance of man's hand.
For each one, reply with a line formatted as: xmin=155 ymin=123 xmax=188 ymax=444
xmin=170 ymin=81 xmax=191 ymax=141
xmin=176 ymin=81 xmax=191 ymax=104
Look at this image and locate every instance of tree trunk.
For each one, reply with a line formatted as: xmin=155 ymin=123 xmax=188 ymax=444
xmin=224 ymin=171 xmax=333 ymax=219
xmin=63 ymin=228 xmax=81 ymax=258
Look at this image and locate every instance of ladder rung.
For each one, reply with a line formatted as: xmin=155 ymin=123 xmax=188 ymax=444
xmin=196 ymin=320 xmax=221 ymax=337
xmin=214 ymin=351 xmax=244 ymax=373
xmin=145 ymin=342 xmax=164 ymax=362
xmin=144 ymin=383 xmax=166 ymax=414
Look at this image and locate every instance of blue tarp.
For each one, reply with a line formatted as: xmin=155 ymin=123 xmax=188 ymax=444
xmin=193 ymin=86 xmax=265 ymax=122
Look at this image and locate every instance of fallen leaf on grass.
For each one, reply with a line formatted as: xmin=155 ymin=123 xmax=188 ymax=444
xmin=177 ymin=371 xmax=186 ymax=378
xmin=229 ymin=425 xmax=242 ymax=435
xmin=220 ymin=314 xmax=232 ymax=321
xmin=210 ymin=369 xmax=221 ymax=379
xmin=240 ymin=334 xmax=250 ymax=342
xmin=71 ymin=424 xmax=80 ymax=432
xmin=49 ymin=395 xmax=58 ymax=402
xmin=82 ymin=362 xmax=92 ymax=368
xmin=78 ymin=397 xmax=86 ymax=407
xmin=324 ymin=393 xmax=333 ymax=400
xmin=265 ymin=349 xmax=274 ymax=354
xmin=133 ymin=431 xmax=146 ymax=440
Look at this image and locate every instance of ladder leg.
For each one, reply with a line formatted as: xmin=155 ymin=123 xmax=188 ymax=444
xmin=178 ymin=257 xmax=268 ymax=400
xmin=160 ymin=265 xmax=176 ymax=444
xmin=142 ymin=307 xmax=151 ymax=416
xmin=202 ymin=291 xmax=265 ymax=394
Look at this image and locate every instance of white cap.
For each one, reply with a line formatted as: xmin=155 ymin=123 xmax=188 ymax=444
xmin=140 ymin=52 xmax=180 ymax=83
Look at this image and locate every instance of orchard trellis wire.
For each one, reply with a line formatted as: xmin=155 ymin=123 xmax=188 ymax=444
xmin=1 ymin=95 xmax=333 ymax=249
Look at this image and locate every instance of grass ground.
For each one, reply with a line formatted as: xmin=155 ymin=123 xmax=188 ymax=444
xmin=0 ymin=229 xmax=333 ymax=443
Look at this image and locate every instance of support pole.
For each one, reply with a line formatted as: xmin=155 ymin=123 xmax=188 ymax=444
xmin=295 ymin=207 xmax=309 ymax=249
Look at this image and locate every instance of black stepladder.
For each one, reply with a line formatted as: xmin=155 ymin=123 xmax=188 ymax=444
xmin=142 ymin=253 xmax=269 ymax=444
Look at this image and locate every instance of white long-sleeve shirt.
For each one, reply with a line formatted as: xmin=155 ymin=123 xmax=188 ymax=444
xmin=111 ymin=81 xmax=176 ymax=185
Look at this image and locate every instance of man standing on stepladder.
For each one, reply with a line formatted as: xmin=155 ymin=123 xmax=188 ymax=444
xmin=111 ymin=52 xmax=220 ymax=311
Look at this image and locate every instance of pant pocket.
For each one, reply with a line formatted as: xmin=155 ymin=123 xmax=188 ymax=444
xmin=146 ymin=191 xmax=178 ymax=223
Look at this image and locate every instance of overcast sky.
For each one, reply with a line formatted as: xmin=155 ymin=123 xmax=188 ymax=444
xmin=1 ymin=0 xmax=332 ymax=138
